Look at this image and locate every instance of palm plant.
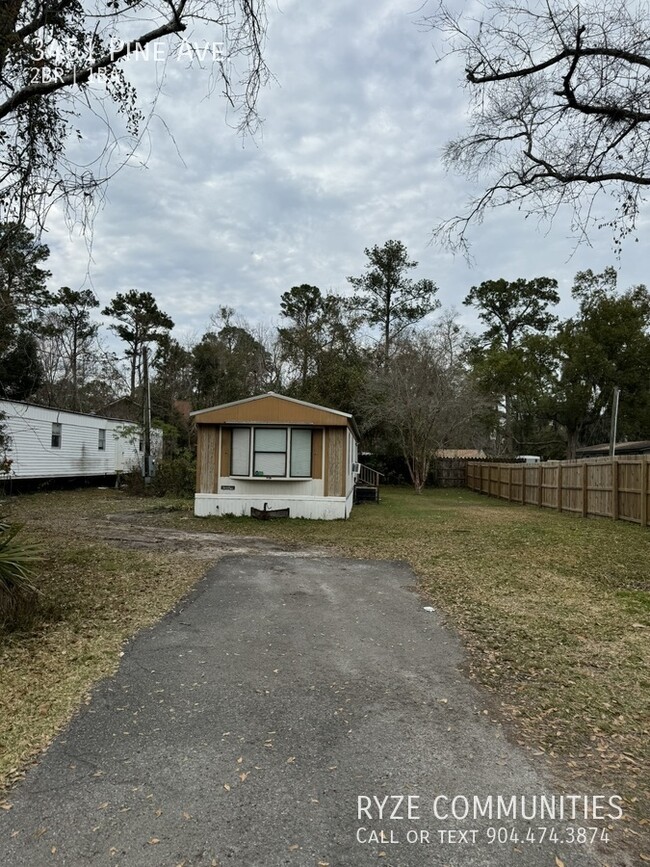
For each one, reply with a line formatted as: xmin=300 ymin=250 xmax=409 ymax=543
xmin=0 ymin=517 xmax=42 ymax=619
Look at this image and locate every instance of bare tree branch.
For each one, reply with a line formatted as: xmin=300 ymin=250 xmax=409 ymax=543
xmin=425 ymin=0 xmax=650 ymax=252
xmin=0 ymin=1 xmax=269 ymax=230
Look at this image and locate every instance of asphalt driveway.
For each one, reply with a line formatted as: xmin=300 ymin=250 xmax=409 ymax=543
xmin=0 ymin=554 xmax=614 ymax=866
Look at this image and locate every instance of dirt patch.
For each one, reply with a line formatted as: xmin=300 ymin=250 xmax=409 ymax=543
xmin=97 ymin=512 xmax=330 ymax=558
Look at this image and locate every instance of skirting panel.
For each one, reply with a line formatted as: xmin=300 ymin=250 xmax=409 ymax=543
xmin=194 ymin=494 xmax=349 ymax=520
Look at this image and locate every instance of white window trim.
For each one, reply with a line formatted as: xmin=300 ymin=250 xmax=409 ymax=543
xmin=229 ymin=426 xmax=314 ymax=479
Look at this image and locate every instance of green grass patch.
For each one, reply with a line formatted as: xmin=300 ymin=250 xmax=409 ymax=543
xmin=157 ymin=486 xmax=650 ymax=837
xmin=0 ymin=485 xmax=648 ymax=852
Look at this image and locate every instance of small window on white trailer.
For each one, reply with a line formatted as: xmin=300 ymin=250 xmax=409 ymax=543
xmin=98 ymin=429 xmax=106 ymax=450
xmin=51 ymin=422 xmax=62 ymax=448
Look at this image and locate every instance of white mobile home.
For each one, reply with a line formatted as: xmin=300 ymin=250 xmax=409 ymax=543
xmin=0 ymin=399 xmax=160 ymax=482
xmin=192 ymin=393 xmax=366 ymax=520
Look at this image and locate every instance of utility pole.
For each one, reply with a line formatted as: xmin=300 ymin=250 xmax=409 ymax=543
xmin=142 ymin=345 xmax=152 ymax=484
xmin=609 ymin=386 xmax=620 ymax=457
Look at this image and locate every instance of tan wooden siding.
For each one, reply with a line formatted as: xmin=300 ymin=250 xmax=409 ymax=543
xmin=196 ymin=426 xmax=219 ymax=493
xmin=220 ymin=427 xmax=232 ymax=479
xmin=194 ymin=394 xmax=351 ymax=429
xmin=311 ymin=429 xmax=323 ymax=479
xmin=324 ymin=427 xmax=346 ymax=497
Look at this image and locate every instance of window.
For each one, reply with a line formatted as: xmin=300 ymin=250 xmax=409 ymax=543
xmin=229 ymin=427 xmax=313 ymax=478
xmin=231 ymin=428 xmax=251 ymax=476
xmin=98 ymin=429 xmax=106 ymax=451
xmin=254 ymin=428 xmax=287 ymax=476
xmin=51 ymin=422 xmax=62 ymax=448
xmin=290 ymin=429 xmax=312 ymax=477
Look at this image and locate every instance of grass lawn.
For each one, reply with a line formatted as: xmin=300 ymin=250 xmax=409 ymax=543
xmin=1 ymin=484 xmax=648 ymax=853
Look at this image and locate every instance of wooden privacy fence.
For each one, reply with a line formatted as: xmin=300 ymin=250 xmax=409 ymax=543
xmin=466 ymin=457 xmax=650 ymax=527
xmin=434 ymin=457 xmax=473 ymax=487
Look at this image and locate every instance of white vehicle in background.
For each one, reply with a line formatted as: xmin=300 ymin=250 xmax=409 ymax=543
xmin=516 ymin=455 xmax=541 ymax=463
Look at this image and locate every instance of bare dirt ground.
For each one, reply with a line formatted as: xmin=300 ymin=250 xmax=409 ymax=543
xmin=98 ymin=511 xmax=330 ymax=559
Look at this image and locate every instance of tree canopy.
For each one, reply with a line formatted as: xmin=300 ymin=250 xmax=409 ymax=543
xmin=539 ymin=268 xmax=650 ymax=456
xmin=363 ymin=324 xmax=483 ymax=491
xmin=463 ymin=277 xmax=560 ymax=453
xmin=0 ymin=1 xmax=268 ymax=228
xmin=4 ymin=227 xmax=647 ymax=475
xmin=347 ymin=239 xmax=439 ymax=361
xmin=0 ymin=222 xmax=51 ymax=398
xmin=426 ymin=1 xmax=650 ymax=252
xmin=102 ymin=290 xmax=174 ymax=397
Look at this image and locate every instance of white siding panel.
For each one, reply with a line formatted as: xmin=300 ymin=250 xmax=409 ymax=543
xmin=217 ymin=477 xmax=325 ymax=498
xmin=0 ymin=400 xmax=161 ymax=480
xmin=195 ymin=493 xmax=348 ymax=520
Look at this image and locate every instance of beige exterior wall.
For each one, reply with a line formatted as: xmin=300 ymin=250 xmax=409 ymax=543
xmin=196 ymin=426 xmax=219 ymax=493
xmin=194 ymin=418 xmax=358 ymax=519
xmin=324 ymin=427 xmax=346 ymax=497
xmin=193 ymin=394 xmax=352 ymax=428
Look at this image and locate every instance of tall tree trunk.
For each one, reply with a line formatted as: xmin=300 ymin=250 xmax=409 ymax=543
xmin=566 ymin=428 xmax=578 ymax=460
xmin=71 ymin=328 xmax=79 ymax=411
xmin=383 ymin=289 xmax=392 ymax=365
xmin=504 ymin=391 xmax=514 ymax=455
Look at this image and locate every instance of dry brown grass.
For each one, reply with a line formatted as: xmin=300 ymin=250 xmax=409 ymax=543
xmin=157 ymin=486 xmax=649 ymax=851
xmin=1 ymin=485 xmax=648 ymax=856
xmin=0 ymin=490 xmax=211 ymax=789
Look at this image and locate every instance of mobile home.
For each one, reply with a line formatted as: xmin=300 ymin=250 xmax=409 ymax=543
xmin=192 ymin=393 xmax=363 ymax=520
xmin=0 ymin=399 xmax=160 ymax=482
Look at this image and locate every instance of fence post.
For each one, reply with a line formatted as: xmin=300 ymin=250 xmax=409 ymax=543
xmin=582 ymin=462 xmax=589 ymax=518
xmin=522 ymin=466 xmax=527 ymax=505
xmin=507 ymin=466 xmax=512 ymax=501
xmin=642 ymin=457 xmax=648 ymax=528
xmin=557 ymin=462 xmax=563 ymax=512
xmin=611 ymin=458 xmax=619 ymax=521
xmin=538 ymin=465 xmax=543 ymax=508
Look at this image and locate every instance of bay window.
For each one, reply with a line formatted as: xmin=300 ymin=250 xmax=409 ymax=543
xmin=254 ymin=428 xmax=287 ymax=476
xmin=230 ymin=427 xmax=313 ymax=478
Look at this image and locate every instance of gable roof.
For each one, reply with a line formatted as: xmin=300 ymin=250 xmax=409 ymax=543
xmin=576 ymin=440 xmax=650 ymax=457
xmin=191 ymin=392 xmax=360 ymax=439
xmin=435 ymin=448 xmax=487 ymax=460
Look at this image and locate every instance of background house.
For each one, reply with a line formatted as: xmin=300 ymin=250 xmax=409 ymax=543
xmin=192 ymin=392 xmax=360 ymax=520
xmin=576 ymin=440 xmax=650 ymax=458
xmin=0 ymin=399 xmax=161 ymax=482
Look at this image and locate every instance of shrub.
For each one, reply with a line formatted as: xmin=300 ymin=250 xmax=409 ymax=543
xmin=150 ymin=451 xmax=196 ymax=498
xmin=121 ymin=452 xmax=196 ymax=499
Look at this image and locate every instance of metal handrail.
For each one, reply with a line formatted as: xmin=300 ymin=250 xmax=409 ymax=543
xmin=357 ymin=463 xmax=383 ymax=488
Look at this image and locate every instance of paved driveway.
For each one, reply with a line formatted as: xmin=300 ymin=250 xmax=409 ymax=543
xmin=0 ymin=555 xmax=613 ymax=866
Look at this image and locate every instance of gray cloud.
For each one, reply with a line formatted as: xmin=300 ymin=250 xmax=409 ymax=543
xmin=44 ymin=0 xmax=648 ymax=344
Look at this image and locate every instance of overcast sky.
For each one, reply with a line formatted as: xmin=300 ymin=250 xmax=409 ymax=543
xmin=45 ymin=0 xmax=649 ymax=344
